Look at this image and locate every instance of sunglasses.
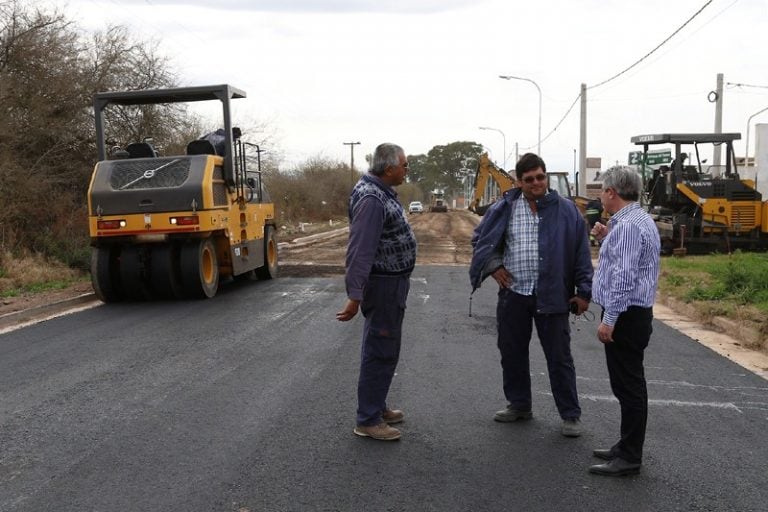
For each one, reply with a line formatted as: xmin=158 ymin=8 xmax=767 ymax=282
xmin=522 ymin=173 xmax=547 ymax=184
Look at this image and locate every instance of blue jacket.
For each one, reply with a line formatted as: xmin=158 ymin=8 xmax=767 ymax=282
xmin=469 ymin=188 xmax=593 ymax=314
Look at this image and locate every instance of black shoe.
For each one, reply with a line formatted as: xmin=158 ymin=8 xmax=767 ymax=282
xmin=493 ymin=407 xmax=533 ymax=422
xmin=592 ymin=448 xmax=615 ymax=461
xmin=588 ymin=457 xmax=641 ymax=477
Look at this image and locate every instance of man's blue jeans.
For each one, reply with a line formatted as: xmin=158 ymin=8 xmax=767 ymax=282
xmin=496 ymin=289 xmax=581 ymax=419
xmin=356 ymin=274 xmax=410 ymax=426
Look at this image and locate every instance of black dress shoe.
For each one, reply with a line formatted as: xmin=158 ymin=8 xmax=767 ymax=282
xmin=592 ymin=448 xmax=615 ymax=461
xmin=588 ymin=457 xmax=641 ymax=477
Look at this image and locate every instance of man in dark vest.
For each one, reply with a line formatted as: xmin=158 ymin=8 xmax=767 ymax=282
xmin=336 ymin=143 xmax=417 ymax=441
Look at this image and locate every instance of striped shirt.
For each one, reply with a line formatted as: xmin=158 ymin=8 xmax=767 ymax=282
xmin=503 ymin=197 xmax=539 ymax=296
xmin=593 ymin=202 xmax=660 ymax=326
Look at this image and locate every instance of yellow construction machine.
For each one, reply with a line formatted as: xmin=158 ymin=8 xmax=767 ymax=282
xmin=469 ymin=153 xmax=589 ymax=216
xmin=468 ymin=153 xmax=516 ymax=215
xmin=632 ymin=132 xmax=768 ymax=254
xmin=88 ymin=84 xmax=278 ymax=301
xmin=429 ymin=190 xmax=449 ymax=212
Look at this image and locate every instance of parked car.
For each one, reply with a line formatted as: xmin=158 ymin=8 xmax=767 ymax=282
xmin=408 ymin=201 xmax=424 ymax=214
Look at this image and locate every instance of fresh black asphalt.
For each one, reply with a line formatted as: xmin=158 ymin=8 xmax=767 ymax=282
xmin=0 ymin=266 xmax=766 ymax=511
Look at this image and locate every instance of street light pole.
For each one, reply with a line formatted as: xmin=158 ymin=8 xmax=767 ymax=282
xmin=343 ymin=141 xmax=361 ymax=187
xmin=499 ymin=75 xmax=542 ymax=156
xmin=478 ymin=126 xmax=506 ymax=169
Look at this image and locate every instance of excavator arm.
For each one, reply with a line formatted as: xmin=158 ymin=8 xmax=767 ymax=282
xmin=469 ymin=153 xmax=516 ymax=215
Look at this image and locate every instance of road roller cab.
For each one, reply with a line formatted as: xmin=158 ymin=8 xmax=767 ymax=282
xmin=88 ymin=84 xmax=278 ymax=301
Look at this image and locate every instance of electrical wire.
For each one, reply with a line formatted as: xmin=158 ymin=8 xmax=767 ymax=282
xmin=727 ymin=82 xmax=768 ymax=90
xmin=517 ymin=93 xmax=581 ymax=151
xmin=588 ymin=0 xmax=714 ymax=91
xmin=518 ymin=0 xmax=718 ymax=151
xmin=588 ymin=0 xmax=739 ymax=94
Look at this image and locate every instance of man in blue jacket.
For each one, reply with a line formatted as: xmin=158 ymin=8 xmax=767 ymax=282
xmin=469 ymin=153 xmax=593 ymax=437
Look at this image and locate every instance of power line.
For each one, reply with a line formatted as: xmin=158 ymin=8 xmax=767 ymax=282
xmin=588 ymin=0 xmax=714 ymax=90
xmin=590 ymin=0 xmax=738 ymax=93
xmin=727 ymin=82 xmax=768 ymax=90
xmin=521 ymin=0 xmax=717 ymax=151
xmin=518 ymin=93 xmax=581 ymax=151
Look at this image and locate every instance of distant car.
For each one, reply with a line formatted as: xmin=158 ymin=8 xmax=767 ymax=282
xmin=408 ymin=201 xmax=424 ymax=214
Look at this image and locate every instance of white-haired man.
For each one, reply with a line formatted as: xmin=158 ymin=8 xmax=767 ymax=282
xmin=589 ymin=166 xmax=660 ymax=476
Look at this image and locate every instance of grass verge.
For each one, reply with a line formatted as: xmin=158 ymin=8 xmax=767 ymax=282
xmin=0 ymin=250 xmax=85 ymax=298
xmin=659 ymin=251 xmax=768 ymax=351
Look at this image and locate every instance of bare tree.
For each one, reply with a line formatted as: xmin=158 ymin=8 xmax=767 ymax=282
xmin=0 ymin=1 xmax=194 ymax=265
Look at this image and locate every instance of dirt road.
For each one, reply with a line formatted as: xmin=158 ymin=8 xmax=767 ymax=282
xmin=279 ymin=209 xmax=480 ymax=276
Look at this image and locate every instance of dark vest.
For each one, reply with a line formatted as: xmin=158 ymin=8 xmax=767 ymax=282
xmin=349 ymin=174 xmax=417 ymax=275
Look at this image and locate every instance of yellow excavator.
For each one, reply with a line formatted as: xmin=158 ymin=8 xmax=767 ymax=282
xmin=468 ymin=153 xmax=516 ymax=215
xmin=468 ymin=153 xmax=589 ymax=216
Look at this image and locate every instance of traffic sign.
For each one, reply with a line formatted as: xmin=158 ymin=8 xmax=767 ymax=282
xmin=628 ymin=149 xmax=671 ymax=166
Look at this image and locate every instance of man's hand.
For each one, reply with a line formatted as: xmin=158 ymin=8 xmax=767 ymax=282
xmin=491 ymin=267 xmax=512 ymax=289
xmin=597 ymin=322 xmax=614 ymax=344
xmin=336 ymin=299 xmax=360 ymax=322
xmin=568 ymin=296 xmax=590 ymax=315
xmin=590 ymin=221 xmax=608 ymax=242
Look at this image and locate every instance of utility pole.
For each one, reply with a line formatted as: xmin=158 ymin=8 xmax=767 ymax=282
xmin=713 ymin=73 xmax=724 ymax=167
xmin=573 ymin=148 xmax=577 ymax=196
xmin=343 ymin=141 xmax=361 ymax=187
xmin=579 ymin=83 xmax=587 ymax=197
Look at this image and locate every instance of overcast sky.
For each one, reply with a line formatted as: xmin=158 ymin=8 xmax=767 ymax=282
xmin=44 ymin=0 xmax=768 ymax=174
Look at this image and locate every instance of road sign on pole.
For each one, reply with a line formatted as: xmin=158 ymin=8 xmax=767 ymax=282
xmin=628 ymin=149 xmax=671 ymax=166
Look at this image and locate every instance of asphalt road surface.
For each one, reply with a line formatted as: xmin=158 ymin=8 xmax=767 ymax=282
xmin=1 ymin=265 xmax=767 ymax=511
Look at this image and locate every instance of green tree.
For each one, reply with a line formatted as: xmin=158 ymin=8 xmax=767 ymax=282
xmin=407 ymin=141 xmax=483 ymax=199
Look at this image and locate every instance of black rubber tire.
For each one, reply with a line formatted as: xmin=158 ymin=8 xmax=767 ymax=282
xmin=180 ymin=238 xmax=219 ymax=299
xmin=119 ymin=245 xmax=150 ymax=300
xmin=149 ymin=243 xmax=183 ymax=299
xmin=255 ymin=226 xmax=278 ymax=280
xmin=91 ymin=246 xmax=123 ymax=303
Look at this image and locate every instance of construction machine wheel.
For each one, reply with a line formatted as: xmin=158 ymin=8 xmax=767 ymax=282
xmin=91 ymin=245 xmax=123 ymax=302
xmin=119 ymin=245 xmax=151 ymax=300
xmin=255 ymin=226 xmax=278 ymax=280
xmin=180 ymin=238 xmax=219 ymax=298
xmin=150 ymin=243 xmax=183 ymax=299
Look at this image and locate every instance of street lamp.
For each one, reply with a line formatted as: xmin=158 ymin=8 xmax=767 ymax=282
xmin=499 ymin=75 xmax=542 ymax=156
xmin=745 ymin=106 xmax=768 ymax=170
xmin=478 ymin=126 xmax=506 ymax=169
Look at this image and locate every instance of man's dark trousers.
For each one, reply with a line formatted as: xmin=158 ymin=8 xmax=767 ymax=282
xmin=357 ymin=274 xmax=410 ymax=426
xmin=604 ymin=306 xmax=653 ymax=463
xmin=496 ymin=289 xmax=581 ymax=419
